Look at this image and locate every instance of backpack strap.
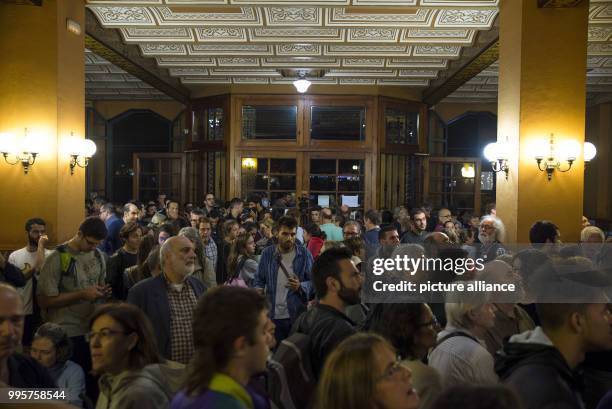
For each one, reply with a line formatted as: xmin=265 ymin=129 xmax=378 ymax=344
xmin=434 ymin=331 xmax=480 ymax=350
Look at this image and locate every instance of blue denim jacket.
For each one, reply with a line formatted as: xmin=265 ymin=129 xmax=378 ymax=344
xmin=254 ymin=244 xmax=313 ymax=321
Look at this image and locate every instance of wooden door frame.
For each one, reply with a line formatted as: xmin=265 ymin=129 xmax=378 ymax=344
xmin=133 ymin=152 xmax=186 ymax=204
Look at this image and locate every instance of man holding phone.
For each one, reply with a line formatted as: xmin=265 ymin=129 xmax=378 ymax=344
xmin=8 ymin=218 xmax=51 ymax=346
xmin=254 ymin=216 xmax=313 ymax=341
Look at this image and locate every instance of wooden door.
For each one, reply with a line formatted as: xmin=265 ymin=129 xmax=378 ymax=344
xmin=133 ymin=153 xmax=186 ymax=204
xmin=423 ymin=157 xmax=482 ymax=214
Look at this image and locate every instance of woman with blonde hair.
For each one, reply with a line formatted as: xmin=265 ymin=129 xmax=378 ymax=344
xmin=317 ymin=333 xmax=420 ymax=409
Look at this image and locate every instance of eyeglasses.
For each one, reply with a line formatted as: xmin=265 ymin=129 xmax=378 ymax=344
xmin=375 ymin=357 xmax=409 ymax=383
xmin=417 ymin=316 xmax=439 ymax=328
xmin=85 ymin=328 xmax=130 ymax=343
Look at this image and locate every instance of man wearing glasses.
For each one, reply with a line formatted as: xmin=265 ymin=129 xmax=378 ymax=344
xmin=342 ymin=221 xmax=362 ymax=240
xmin=203 ymin=193 xmax=216 ymax=216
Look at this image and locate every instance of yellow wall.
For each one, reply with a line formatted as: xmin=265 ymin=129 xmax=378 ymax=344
xmin=0 ymin=0 xmax=85 ymax=250
xmin=190 ymin=84 xmax=423 ymax=101
xmin=93 ymin=100 xmax=185 ymax=121
xmin=497 ymin=0 xmax=588 ymax=243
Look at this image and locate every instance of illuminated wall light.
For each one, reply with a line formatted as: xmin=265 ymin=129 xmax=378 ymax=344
xmin=67 ymin=132 xmax=97 ymax=175
xmin=533 ymin=134 xmax=581 ymax=181
xmin=0 ymin=128 xmax=40 ymax=174
xmin=461 ymin=163 xmax=475 ymax=178
xmin=242 ymin=157 xmax=257 ymax=170
xmin=483 ymin=140 xmax=510 ymax=180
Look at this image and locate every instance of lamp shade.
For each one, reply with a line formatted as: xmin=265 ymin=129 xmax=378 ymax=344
xmin=559 ymin=140 xmax=581 ymax=161
xmin=461 ymin=164 xmax=475 ymax=178
xmin=0 ymin=132 xmax=17 ymax=154
xmin=584 ymin=142 xmax=597 ymax=162
xmin=531 ymin=139 xmax=549 ymax=160
xmin=21 ymin=131 xmax=41 ymax=154
xmin=81 ymin=139 xmax=97 ymax=157
xmin=293 ymin=78 xmax=311 ymax=93
xmin=483 ymin=143 xmax=498 ymax=162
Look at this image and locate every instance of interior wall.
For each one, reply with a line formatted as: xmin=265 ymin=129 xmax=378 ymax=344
xmin=432 ymin=102 xmax=498 ymax=123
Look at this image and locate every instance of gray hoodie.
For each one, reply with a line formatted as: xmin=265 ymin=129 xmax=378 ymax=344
xmin=96 ymin=361 xmax=185 ymax=409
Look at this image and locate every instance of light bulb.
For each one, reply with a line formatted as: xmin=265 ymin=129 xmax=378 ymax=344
xmin=82 ymin=139 xmax=97 ymax=158
xmin=494 ymin=141 xmax=509 ymax=160
xmin=531 ymin=139 xmax=549 ymax=160
xmin=21 ymin=131 xmax=42 ymax=154
xmin=584 ymin=142 xmax=596 ymax=162
xmin=483 ymin=143 xmax=498 ymax=162
xmin=0 ymin=132 xmax=17 ymax=154
xmin=559 ymin=140 xmax=581 ymax=161
xmin=293 ymin=78 xmax=311 ymax=93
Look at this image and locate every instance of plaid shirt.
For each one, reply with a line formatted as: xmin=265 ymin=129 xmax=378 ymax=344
xmin=202 ymin=239 xmax=218 ymax=272
xmin=165 ymin=275 xmax=199 ymax=364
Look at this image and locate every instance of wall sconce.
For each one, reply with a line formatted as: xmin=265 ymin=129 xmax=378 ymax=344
xmin=241 ymin=157 xmax=257 ymax=170
xmin=68 ymin=134 xmax=97 ymax=175
xmin=532 ymin=134 xmax=581 ymax=181
xmin=0 ymin=128 xmax=40 ymax=174
xmin=461 ymin=163 xmax=475 ymax=178
xmin=584 ymin=142 xmax=597 ymax=163
xmin=483 ymin=141 xmax=510 ymax=180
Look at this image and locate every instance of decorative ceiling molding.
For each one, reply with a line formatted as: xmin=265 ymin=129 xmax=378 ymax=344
xmin=422 ymin=17 xmax=498 ymax=105
xmin=85 ymin=8 xmax=190 ymax=102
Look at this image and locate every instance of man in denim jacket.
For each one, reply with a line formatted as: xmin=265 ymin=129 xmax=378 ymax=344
xmin=254 ymin=216 xmax=313 ymax=342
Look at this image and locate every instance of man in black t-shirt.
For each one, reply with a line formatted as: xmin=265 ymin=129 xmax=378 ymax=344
xmin=0 ymin=283 xmax=55 ymax=388
xmin=291 ymin=247 xmax=363 ymax=378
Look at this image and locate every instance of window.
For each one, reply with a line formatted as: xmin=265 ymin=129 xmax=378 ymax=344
xmin=193 ymin=107 xmax=224 ymax=142
xmin=309 ymin=158 xmax=364 ymax=210
xmin=385 ymin=107 xmax=419 ymax=145
xmin=310 ymin=106 xmax=366 ymax=141
xmin=241 ymin=157 xmax=296 ymax=205
xmin=242 ymin=106 xmax=297 ymax=140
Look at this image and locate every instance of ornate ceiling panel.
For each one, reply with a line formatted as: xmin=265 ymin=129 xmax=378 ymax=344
xmin=444 ymin=1 xmax=612 ymax=105
xmin=85 ymin=48 xmax=171 ymax=100
xmin=86 ymin=0 xmax=501 ymax=91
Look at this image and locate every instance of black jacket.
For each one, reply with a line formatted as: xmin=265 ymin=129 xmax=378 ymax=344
xmin=291 ymin=303 xmax=356 ymax=379
xmin=495 ymin=331 xmax=585 ymax=409
xmin=8 ymin=353 xmax=56 ymax=388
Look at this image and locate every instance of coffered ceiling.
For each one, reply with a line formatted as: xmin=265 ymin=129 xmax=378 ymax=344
xmin=85 ymin=0 xmax=499 ymax=93
xmin=444 ymin=0 xmax=612 ymax=104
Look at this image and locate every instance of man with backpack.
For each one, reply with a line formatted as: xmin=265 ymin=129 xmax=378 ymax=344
xmin=37 ymin=216 xmax=110 ymax=392
xmin=267 ymin=247 xmax=362 ymax=409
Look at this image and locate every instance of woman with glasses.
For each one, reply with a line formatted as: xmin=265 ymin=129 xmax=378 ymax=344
xmin=317 ymin=333 xmax=420 ymax=409
xmin=31 ymin=323 xmax=86 ymax=407
xmin=366 ymin=303 xmax=442 ymax=409
xmin=88 ymin=303 xmax=184 ymax=409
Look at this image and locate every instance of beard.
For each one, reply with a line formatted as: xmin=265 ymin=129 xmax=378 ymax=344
xmin=28 ymin=237 xmax=39 ymax=247
xmin=478 ymin=232 xmax=495 ymax=245
xmin=338 ymin=283 xmax=361 ymax=306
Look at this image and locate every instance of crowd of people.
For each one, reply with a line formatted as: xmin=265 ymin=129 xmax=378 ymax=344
xmin=1 ymin=191 xmax=612 ymax=409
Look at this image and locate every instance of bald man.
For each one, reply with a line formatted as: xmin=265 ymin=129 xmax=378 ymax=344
xmin=127 ymin=236 xmax=207 ymax=363
xmin=0 ymin=283 xmax=55 ymax=388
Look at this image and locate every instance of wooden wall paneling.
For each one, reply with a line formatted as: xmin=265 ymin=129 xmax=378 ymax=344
xmin=399 ymin=155 xmax=406 ymax=208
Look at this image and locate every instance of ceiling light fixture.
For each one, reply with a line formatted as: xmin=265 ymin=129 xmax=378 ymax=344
xmin=293 ymin=71 xmax=311 ymax=93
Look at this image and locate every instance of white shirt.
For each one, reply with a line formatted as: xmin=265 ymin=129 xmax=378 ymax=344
xmin=428 ymin=325 xmax=498 ymax=387
xmin=274 ymin=249 xmax=295 ymax=320
xmin=8 ymin=247 xmax=52 ymax=314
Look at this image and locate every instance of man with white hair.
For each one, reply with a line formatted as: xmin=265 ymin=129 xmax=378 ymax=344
xmin=477 ymin=215 xmax=507 ymax=263
xmin=127 ymin=236 xmax=207 ymax=363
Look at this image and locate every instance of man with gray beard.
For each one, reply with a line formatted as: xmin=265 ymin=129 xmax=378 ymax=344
xmin=127 ymin=236 xmax=207 ymax=363
xmin=477 ymin=215 xmax=507 ymax=263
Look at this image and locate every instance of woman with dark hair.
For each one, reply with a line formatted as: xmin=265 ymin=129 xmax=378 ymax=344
xmin=226 ymin=233 xmax=258 ymax=287
xmin=155 ymin=223 xmax=176 ymax=246
xmin=123 ymin=236 xmax=158 ymax=293
xmin=88 ymin=303 xmax=184 ymax=409
xmin=303 ymin=223 xmax=326 ymax=260
xmin=317 ymin=333 xmax=420 ymax=409
xmin=366 ymin=303 xmax=442 ymax=409
xmin=31 ymin=323 xmax=86 ymax=407
xmin=107 ymin=222 xmax=143 ymax=300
